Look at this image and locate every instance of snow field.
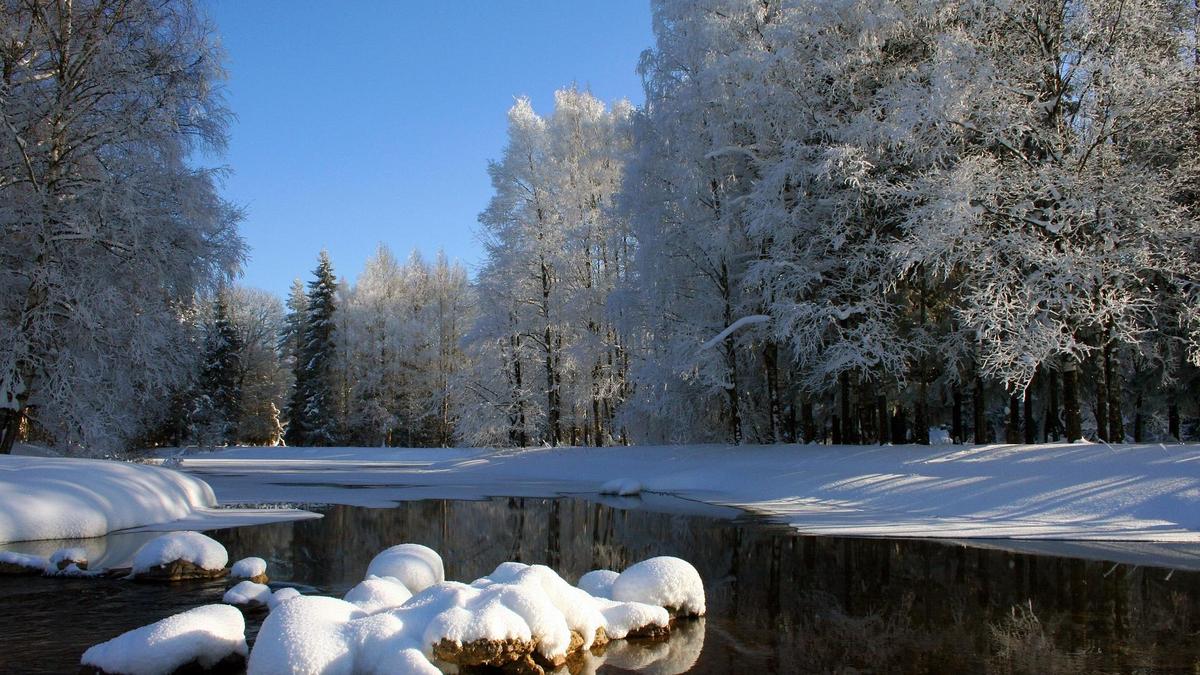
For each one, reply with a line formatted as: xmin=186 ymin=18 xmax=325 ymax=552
xmin=131 ymin=531 xmax=228 ymax=574
xmin=80 ymin=605 xmax=248 ymax=675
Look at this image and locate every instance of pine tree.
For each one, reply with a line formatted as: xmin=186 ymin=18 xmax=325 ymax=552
xmin=294 ymin=251 xmax=340 ymax=446
xmin=189 ymin=291 xmax=244 ymax=446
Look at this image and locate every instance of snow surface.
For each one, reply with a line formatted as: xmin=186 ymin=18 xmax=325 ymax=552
xmin=0 ymin=550 xmax=47 ymax=572
xmin=224 ymin=581 xmax=272 ymax=607
xmin=49 ymin=547 xmax=87 ymax=567
xmin=344 ymin=575 xmax=413 ymax=615
xmin=231 ymin=556 xmax=267 ymax=579
xmin=577 ymin=569 xmax=619 ymax=599
xmin=0 ymin=455 xmax=316 ymax=545
xmin=131 ymin=531 xmax=228 ymax=574
xmin=80 ymin=604 xmax=247 ymax=675
xmin=178 ymin=443 xmax=1200 ymax=542
xmin=612 ymin=557 xmax=706 ymax=617
xmin=365 ymin=544 xmax=444 ymax=594
xmin=600 ymin=478 xmax=642 ymax=496
xmin=268 ymin=587 xmax=302 ymax=610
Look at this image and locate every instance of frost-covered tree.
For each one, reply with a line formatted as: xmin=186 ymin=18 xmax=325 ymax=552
xmin=0 ymin=0 xmax=243 ymax=454
xmin=227 ymin=287 xmax=287 ymax=445
xmin=286 ymin=251 xmax=339 ymax=446
xmin=188 ymin=291 xmax=243 ymax=445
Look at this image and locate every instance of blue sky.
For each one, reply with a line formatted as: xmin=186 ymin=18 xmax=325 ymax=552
xmin=205 ymin=1 xmax=653 ymax=297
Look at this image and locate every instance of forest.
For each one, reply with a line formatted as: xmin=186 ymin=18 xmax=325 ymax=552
xmin=2 ymin=0 xmax=1198 ymax=455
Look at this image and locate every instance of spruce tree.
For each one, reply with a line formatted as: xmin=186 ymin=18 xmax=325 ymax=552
xmin=294 ymin=252 xmax=340 ymax=446
xmin=281 ymin=279 xmax=309 ymax=446
xmin=190 ymin=291 xmax=244 ymax=445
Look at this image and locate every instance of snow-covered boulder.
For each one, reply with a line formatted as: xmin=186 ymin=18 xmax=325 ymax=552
xmin=230 ymin=556 xmax=268 ymax=583
xmin=577 ymin=569 xmax=619 ymax=599
xmin=130 ymin=532 xmax=228 ymax=582
xmin=247 ymin=595 xmax=364 ymax=674
xmin=344 ymin=575 xmax=413 ymax=615
xmin=0 ymin=455 xmax=216 ymax=544
xmin=600 ymin=478 xmax=642 ymax=496
xmin=593 ymin=597 xmax=671 ymax=639
xmin=49 ymin=546 xmax=88 ymax=571
xmin=224 ymin=580 xmax=272 ymax=610
xmin=80 ymin=604 xmax=247 ymax=675
xmin=0 ymin=550 xmax=47 ymax=575
xmin=364 ymin=543 xmax=443 ymax=594
xmin=267 ymin=587 xmax=302 ymax=610
xmin=611 ymin=556 xmax=706 ymax=618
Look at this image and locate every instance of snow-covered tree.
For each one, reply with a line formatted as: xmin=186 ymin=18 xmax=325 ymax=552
xmin=0 ymin=0 xmax=243 ymax=454
xmin=188 ymin=291 xmax=243 ymax=445
xmin=286 ymin=251 xmax=339 ymax=446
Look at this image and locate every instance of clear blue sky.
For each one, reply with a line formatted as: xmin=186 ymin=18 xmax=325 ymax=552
xmin=205 ymin=1 xmax=653 ymax=298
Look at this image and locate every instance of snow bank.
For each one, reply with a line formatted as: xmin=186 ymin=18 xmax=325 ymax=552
xmin=577 ymin=569 xmax=619 ymax=599
xmin=365 ymin=543 xmax=443 ymax=594
xmin=0 ymin=455 xmax=216 ymax=543
xmin=231 ymin=556 xmax=267 ymax=579
xmin=344 ymin=575 xmax=413 ymax=614
xmin=600 ymin=478 xmax=642 ymax=496
xmin=612 ymin=557 xmax=706 ymax=617
xmin=224 ymin=580 xmax=272 ymax=608
xmin=131 ymin=531 xmax=228 ymax=574
xmin=0 ymin=550 xmax=48 ymax=573
xmin=268 ymin=587 xmax=302 ymax=610
xmin=81 ymin=604 xmax=247 ymax=675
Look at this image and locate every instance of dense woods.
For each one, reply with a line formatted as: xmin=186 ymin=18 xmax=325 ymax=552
xmin=2 ymin=0 xmax=1197 ymax=453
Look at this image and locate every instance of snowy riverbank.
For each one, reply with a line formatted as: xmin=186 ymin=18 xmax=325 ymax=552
xmin=170 ymin=442 xmax=1200 ymax=542
xmin=0 ymin=454 xmax=317 ymax=545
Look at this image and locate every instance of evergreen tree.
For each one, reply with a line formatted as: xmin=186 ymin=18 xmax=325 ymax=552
xmin=293 ymin=251 xmax=340 ymax=446
xmin=189 ymin=291 xmax=244 ymax=446
xmin=281 ymin=279 xmax=309 ymax=446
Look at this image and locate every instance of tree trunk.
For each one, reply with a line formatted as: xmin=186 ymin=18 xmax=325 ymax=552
xmin=1006 ymin=394 xmax=1020 ymax=444
xmin=1063 ymin=362 xmax=1082 ymax=442
xmin=914 ymin=383 xmax=929 ymax=445
xmin=877 ymin=395 xmax=888 ymax=446
xmin=0 ymin=408 xmax=20 ymax=454
xmin=891 ymin=406 xmax=907 ymax=445
xmin=1023 ymin=388 xmax=1036 ymax=445
xmin=801 ymin=397 xmax=815 ymax=444
xmin=973 ymin=376 xmax=986 ymax=444
xmin=831 ymin=414 xmax=842 ymax=445
xmin=764 ymin=341 xmax=781 ymax=443
xmin=1044 ymin=369 xmax=1060 ymax=442
xmin=1134 ymin=393 xmax=1144 ymax=443
xmin=1169 ymin=403 xmax=1181 ymax=440
xmin=1104 ymin=342 xmax=1123 ymax=442
xmin=952 ymin=385 xmax=963 ymax=444
xmin=1094 ymin=359 xmax=1109 ymax=442
xmin=839 ymin=372 xmax=854 ymax=444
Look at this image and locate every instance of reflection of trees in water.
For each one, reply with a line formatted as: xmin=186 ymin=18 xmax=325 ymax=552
xmin=210 ymin=499 xmax=1200 ymax=673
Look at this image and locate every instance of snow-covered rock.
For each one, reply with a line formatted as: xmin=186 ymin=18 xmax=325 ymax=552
xmin=0 ymin=550 xmax=47 ymax=575
xmin=231 ymin=556 xmax=268 ymax=583
xmin=0 ymin=455 xmax=216 ymax=544
xmin=80 ymin=604 xmax=247 ymax=675
xmin=130 ymin=531 xmax=228 ymax=581
xmin=224 ymin=581 xmax=272 ymax=609
xmin=577 ymin=569 xmax=619 ymax=599
xmin=267 ymin=587 xmax=302 ymax=610
xmin=612 ymin=556 xmax=706 ymax=617
xmin=364 ymin=543 xmax=443 ymax=594
xmin=600 ymin=478 xmax=642 ymax=496
xmin=344 ymin=575 xmax=413 ymax=615
xmin=49 ymin=547 xmax=88 ymax=571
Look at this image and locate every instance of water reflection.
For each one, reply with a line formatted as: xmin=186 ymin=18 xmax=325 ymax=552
xmin=2 ymin=496 xmax=1200 ymax=673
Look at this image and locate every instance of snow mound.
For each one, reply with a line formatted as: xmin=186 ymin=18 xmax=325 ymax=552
xmin=600 ymin=478 xmax=642 ymax=496
xmin=612 ymin=556 xmax=706 ymax=617
xmin=344 ymin=575 xmax=413 ymax=615
xmin=268 ymin=587 xmax=302 ymax=610
xmin=231 ymin=556 xmax=267 ymax=579
xmin=81 ymin=604 xmax=247 ymax=675
xmin=248 ymin=595 xmax=439 ymax=675
xmin=224 ymin=581 xmax=272 ymax=607
xmin=49 ymin=547 xmax=88 ymax=569
xmin=577 ymin=569 xmax=619 ymax=599
xmin=468 ymin=562 xmax=606 ymax=654
xmin=0 ymin=455 xmax=216 ymax=544
xmin=131 ymin=531 xmax=228 ymax=574
xmin=593 ymin=597 xmax=670 ymax=639
xmin=365 ymin=543 xmax=444 ymax=594
xmin=0 ymin=550 xmax=47 ymax=573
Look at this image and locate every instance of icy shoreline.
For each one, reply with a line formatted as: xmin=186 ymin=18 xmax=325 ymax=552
xmin=172 ymin=442 xmax=1200 ymax=543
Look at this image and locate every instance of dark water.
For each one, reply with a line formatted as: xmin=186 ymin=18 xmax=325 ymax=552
xmin=3 ymin=496 xmax=1200 ymax=674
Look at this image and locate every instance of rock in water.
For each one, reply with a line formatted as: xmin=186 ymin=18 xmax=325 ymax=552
xmin=80 ymin=604 xmax=247 ymax=675
xmin=130 ymin=532 xmax=228 ymax=582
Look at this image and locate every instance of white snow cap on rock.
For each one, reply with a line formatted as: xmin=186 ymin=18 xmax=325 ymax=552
xmin=231 ymin=556 xmax=267 ymax=579
xmin=268 ymin=587 xmax=302 ymax=610
xmin=49 ymin=547 xmax=87 ymax=566
xmin=224 ymin=581 xmax=272 ymax=607
xmin=365 ymin=543 xmax=444 ymax=594
xmin=612 ymin=556 xmax=706 ymax=617
xmin=81 ymin=604 xmax=247 ymax=675
xmin=599 ymin=478 xmax=642 ymax=496
xmin=577 ymin=569 xmax=619 ymax=599
xmin=131 ymin=531 xmax=228 ymax=574
xmin=344 ymin=575 xmax=413 ymax=615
